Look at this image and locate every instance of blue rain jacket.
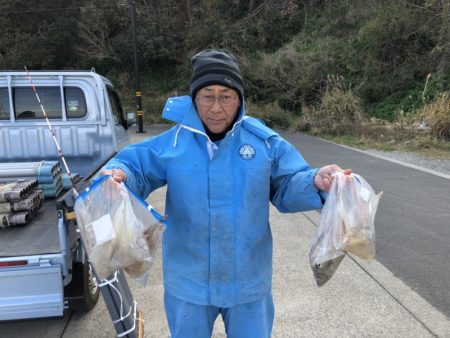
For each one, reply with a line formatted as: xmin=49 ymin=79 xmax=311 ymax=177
xmin=105 ymin=95 xmax=324 ymax=307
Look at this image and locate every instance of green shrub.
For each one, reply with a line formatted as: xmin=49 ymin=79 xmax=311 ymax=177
xmin=353 ymin=2 xmax=437 ymax=105
xmin=370 ymin=74 xmax=442 ymax=120
xmin=371 ymin=89 xmax=422 ymax=121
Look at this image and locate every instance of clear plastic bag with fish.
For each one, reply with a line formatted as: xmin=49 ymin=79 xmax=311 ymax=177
xmin=309 ymin=172 xmax=382 ymax=287
xmin=74 ymin=175 xmax=166 ymax=285
xmin=333 ymin=173 xmax=382 ymax=259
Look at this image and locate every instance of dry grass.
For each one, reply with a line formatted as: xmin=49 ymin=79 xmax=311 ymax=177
xmin=295 ymin=75 xmax=364 ymax=135
xmin=322 ymin=116 xmax=450 ymax=160
xmin=294 ymin=88 xmax=450 ymax=160
xmin=142 ymin=92 xmax=180 ymax=124
xmin=415 ymin=92 xmax=450 ymax=140
xmin=319 ymin=76 xmax=363 ymax=128
xmin=245 ymin=100 xmax=295 ymax=129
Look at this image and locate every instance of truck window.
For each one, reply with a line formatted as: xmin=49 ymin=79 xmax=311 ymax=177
xmin=65 ymin=87 xmax=87 ymax=118
xmin=14 ymin=87 xmax=61 ymax=120
xmin=0 ymin=88 xmax=9 ymax=120
xmin=107 ymin=87 xmax=127 ymax=128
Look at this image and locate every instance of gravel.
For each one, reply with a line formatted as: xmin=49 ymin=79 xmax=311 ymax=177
xmin=365 ymin=149 xmax=450 ymax=176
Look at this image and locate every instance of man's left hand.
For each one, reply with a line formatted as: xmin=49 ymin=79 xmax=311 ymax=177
xmin=314 ymin=164 xmax=351 ymax=192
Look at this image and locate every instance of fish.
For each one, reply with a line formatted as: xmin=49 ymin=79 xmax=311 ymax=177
xmin=310 ymin=254 xmax=345 ymax=287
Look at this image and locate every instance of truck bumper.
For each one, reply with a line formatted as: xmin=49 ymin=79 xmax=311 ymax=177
xmin=0 ymin=265 xmax=64 ymax=320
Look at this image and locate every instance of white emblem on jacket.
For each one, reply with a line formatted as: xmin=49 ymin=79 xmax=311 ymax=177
xmin=238 ymin=144 xmax=256 ymax=160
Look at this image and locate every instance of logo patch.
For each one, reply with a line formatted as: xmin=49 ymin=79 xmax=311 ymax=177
xmin=239 ymin=144 xmax=256 ymax=160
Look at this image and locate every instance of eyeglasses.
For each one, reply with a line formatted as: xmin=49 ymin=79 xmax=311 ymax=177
xmin=196 ymin=94 xmax=238 ymax=107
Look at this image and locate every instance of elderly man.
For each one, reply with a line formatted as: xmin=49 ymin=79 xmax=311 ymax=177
xmin=101 ymin=49 xmax=350 ymax=338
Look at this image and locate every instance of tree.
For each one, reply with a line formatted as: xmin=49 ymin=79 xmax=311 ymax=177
xmin=0 ymin=0 xmax=82 ymax=69
xmin=74 ymin=0 xmax=129 ymax=71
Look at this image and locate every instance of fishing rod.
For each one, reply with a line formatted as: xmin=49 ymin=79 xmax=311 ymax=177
xmin=24 ymin=66 xmax=79 ymax=197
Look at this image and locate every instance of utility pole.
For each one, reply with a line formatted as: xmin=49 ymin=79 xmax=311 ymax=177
xmin=129 ymin=0 xmax=145 ymax=133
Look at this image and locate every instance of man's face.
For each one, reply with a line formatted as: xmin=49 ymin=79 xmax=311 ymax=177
xmin=195 ymin=85 xmax=240 ymax=134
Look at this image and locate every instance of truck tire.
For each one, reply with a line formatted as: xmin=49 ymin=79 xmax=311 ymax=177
xmin=68 ymin=258 xmax=100 ymax=312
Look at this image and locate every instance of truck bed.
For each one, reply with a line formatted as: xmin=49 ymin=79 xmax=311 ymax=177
xmin=0 ymin=199 xmax=60 ymax=257
xmin=0 ymin=154 xmax=114 ymax=259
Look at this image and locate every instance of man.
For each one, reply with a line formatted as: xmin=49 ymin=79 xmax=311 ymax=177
xmin=100 ymin=49 xmax=350 ymax=337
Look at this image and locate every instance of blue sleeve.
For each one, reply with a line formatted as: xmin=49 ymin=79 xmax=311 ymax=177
xmin=270 ymin=137 xmax=324 ymax=212
xmin=102 ymin=136 xmax=167 ymax=199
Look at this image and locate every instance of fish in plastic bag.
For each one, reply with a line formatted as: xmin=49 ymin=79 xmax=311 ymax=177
xmin=333 ymin=174 xmax=382 ymax=260
xmin=309 ymin=191 xmax=346 ymax=287
xmin=309 ymin=172 xmax=382 ymax=287
xmin=74 ymin=175 xmax=165 ymax=284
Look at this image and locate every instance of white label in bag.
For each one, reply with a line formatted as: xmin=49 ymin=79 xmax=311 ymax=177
xmin=360 ymin=186 xmax=371 ymax=202
xmin=85 ymin=214 xmax=116 ymax=248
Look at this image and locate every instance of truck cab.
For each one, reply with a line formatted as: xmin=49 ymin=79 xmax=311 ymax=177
xmin=0 ymin=70 xmax=131 ymax=320
xmin=0 ymin=70 xmax=129 ymax=176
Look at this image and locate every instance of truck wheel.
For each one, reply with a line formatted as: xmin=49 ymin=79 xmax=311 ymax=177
xmin=69 ymin=258 xmax=100 ymax=312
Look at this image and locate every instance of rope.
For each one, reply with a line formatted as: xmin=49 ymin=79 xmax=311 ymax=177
xmin=98 ymin=271 xmax=137 ymax=337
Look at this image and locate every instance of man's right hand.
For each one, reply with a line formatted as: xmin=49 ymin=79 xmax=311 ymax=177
xmin=99 ymin=168 xmax=127 ymax=183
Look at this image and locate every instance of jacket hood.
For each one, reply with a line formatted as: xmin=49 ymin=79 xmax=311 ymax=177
xmin=162 ymin=95 xmax=246 ymax=133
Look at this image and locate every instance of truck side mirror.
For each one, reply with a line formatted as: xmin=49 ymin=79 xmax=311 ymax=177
xmin=127 ymin=112 xmax=137 ymax=127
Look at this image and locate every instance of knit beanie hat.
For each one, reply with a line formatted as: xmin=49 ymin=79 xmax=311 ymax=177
xmin=190 ymin=49 xmax=244 ymax=100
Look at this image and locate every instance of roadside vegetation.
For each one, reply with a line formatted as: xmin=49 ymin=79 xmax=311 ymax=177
xmin=249 ymin=75 xmax=450 ymax=159
xmin=1 ymin=0 xmax=449 ymax=156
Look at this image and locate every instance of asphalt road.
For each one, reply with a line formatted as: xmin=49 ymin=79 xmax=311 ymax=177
xmin=277 ymin=131 xmax=450 ymax=318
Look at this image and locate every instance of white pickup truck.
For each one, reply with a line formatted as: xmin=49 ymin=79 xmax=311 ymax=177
xmin=0 ymin=70 xmax=132 ymax=320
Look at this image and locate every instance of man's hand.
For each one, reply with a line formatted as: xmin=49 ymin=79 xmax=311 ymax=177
xmin=99 ymin=168 xmax=127 ymax=183
xmin=314 ymin=164 xmax=351 ymax=192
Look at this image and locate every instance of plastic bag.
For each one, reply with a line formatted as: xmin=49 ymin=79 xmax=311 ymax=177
xmin=333 ymin=173 xmax=382 ymax=259
xmin=74 ymin=175 xmax=165 ymax=284
xmin=309 ymin=172 xmax=382 ymax=287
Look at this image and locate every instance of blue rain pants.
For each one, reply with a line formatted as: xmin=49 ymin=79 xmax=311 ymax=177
xmin=164 ymin=291 xmax=274 ymax=338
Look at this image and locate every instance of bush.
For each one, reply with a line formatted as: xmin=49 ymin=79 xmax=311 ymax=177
xmin=245 ymin=100 xmax=294 ymax=129
xmin=308 ymin=75 xmax=363 ymax=135
xmin=353 ymin=2 xmax=437 ymax=106
xmin=141 ymin=94 xmax=177 ymax=124
xmin=416 ymin=92 xmax=450 ymax=140
xmin=370 ymin=74 xmax=442 ymax=121
xmin=371 ymin=88 xmax=423 ymax=121
xmin=241 ymin=37 xmax=345 ymax=113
